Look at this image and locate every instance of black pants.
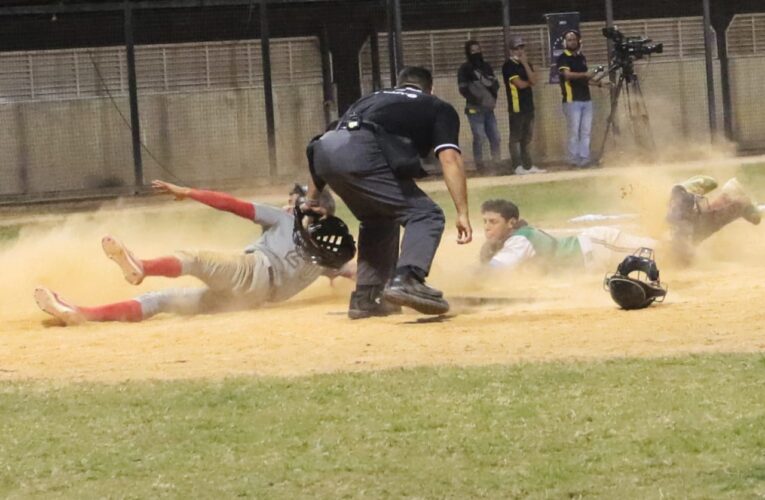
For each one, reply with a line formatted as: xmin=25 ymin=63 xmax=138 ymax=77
xmin=312 ymin=129 xmax=445 ymax=287
xmin=509 ymin=111 xmax=534 ymax=169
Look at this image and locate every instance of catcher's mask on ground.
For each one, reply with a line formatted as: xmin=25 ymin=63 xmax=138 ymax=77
xmin=603 ymin=247 xmax=668 ymax=310
xmin=293 ymin=202 xmax=356 ymax=269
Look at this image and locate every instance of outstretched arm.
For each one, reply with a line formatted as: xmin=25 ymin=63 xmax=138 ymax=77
xmin=438 ymin=148 xmax=473 ymax=244
xmin=152 ymin=180 xmax=255 ymax=221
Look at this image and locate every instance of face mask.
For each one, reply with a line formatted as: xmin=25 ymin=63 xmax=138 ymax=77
xmin=469 ymin=53 xmax=484 ymax=65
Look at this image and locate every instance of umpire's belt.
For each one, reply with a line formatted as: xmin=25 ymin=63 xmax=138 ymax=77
xmin=340 ymin=119 xmax=426 ymax=179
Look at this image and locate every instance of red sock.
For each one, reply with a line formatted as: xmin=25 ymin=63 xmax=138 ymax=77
xmin=80 ymin=300 xmax=143 ymax=322
xmin=142 ymin=256 xmax=182 ymax=278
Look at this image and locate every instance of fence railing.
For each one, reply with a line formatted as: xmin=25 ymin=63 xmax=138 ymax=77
xmin=0 ymin=37 xmax=323 ymax=103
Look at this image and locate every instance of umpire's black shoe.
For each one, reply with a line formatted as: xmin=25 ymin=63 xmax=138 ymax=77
xmin=348 ymin=290 xmax=402 ymax=320
xmin=383 ymin=274 xmax=449 ymax=315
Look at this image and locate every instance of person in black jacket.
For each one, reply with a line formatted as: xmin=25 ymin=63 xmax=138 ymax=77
xmin=458 ymin=40 xmax=501 ymax=172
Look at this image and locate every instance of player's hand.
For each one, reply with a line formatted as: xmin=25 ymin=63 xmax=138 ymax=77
xmin=152 ymin=180 xmax=190 ymax=200
xmin=298 ymin=199 xmax=328 ymax=217
xmin=455 ymin=213 xmax=473 ymax=244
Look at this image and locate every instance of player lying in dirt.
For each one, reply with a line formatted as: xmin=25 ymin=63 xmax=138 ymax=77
xmin=34 ymin=180 xmax=356 ymax=325
xmin=480 ymin=176 xmax=761 ymax=270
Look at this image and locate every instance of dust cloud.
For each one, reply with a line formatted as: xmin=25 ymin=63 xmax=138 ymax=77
xmin=0 ymin=158 xmax=763 ymax=382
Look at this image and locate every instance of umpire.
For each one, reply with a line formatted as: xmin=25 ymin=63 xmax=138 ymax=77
xmin=304 ymin=66 xmax=472 ymax=318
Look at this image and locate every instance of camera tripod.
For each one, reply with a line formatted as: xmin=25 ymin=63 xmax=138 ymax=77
xmin=595 ymin=62 xmax=656 ymax=162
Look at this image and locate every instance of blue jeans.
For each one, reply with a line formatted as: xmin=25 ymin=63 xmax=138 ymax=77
xmin=562 ymin=101 xmax=593 ymax=166
xmin=466 ymin=109 xmax=501 ymax=166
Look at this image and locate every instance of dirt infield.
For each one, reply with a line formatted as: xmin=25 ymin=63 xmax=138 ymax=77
xmin=2 ymin=157 xmax=764 ymax=382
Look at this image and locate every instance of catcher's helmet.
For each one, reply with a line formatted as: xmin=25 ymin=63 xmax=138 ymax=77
xmin=603 ymin=248 xmax=668 ymax=310
xmin=293 ymin=203 xmax=356 ymax=269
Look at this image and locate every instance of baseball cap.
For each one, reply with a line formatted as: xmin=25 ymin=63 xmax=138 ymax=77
xmin=509 ymin=36 xmax=526 ymax=49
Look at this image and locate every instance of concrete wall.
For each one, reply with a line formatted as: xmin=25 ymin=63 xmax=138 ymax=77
xmin=729 ymin=55 xmax=765 ymax=148
xmin=0 ymin=83 xmax=326 ymax=197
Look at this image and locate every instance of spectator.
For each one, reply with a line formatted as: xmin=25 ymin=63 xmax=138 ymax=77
xmin=556 ymin=30 xmax=605 ymax=168
xmin=458 ymin=40 xmax=501 ymax=172
xmin=502 ymin=35 xmax=546 ymax=175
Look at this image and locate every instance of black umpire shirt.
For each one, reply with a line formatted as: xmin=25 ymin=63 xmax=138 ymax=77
xmin=502 ymin=58 xmax=534 ymax=114
xmin=341 ymin=85 xmax=461 ymax=158
xmin=555 ymin=50 xmax=591 ymax=103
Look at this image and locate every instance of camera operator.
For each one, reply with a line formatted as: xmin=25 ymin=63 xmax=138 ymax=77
xmin=556 ymin=30 xmax=606 ymax=169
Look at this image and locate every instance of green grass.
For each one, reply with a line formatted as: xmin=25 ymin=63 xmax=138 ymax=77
xmin=735 ymin=162 xmax=765 ymax=193
xmin=2 ymin=354 xmax=765 ymax=498
xmin=0 ymin=224 xmax=20 ymax=244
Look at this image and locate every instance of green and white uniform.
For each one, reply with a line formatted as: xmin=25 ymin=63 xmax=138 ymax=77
xmin=489 ymin=225 xmax=657 ymax=271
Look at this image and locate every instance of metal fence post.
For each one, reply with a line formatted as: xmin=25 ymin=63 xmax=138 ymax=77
xmin=260 ymin=0 xmax=277 ymax=176
xmin=124 ymin=0 xmax=144 ymax=192
xmin=702 ymin=0 xmax=718 ymax=140
xmin=370 ymin=24 xmax=382 ymax=91
xmin=501 ymin=0 xmax=510 ymax=60
xmin=320 ymin=24 xmax=335 ymax=127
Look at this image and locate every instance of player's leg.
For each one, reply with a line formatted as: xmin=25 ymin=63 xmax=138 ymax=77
xmin=102 ymin=236 xmax=181 ymax=285
xmin=693 ymin=177 xmax=761 ymax=242
xmin=34 ymin=286 xmax=212 ymax=325
xmin=174 ymin=251 xmax=271 ymax=301
xmin=34 ymin=287 xmax=143 ymax=324
xmin=578 ymin=226 xmax=658 ymax=270
xmin=103 ymin=236 xmax=269 ymax=301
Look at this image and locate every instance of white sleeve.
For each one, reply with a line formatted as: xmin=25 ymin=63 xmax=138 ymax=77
xmin=489 ymin=235 xmax=536 ymax=269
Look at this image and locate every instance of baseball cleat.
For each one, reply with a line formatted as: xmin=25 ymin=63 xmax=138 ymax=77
xmin=348 ymin=289 xmax=402 ymax=320
xmin=514 ymin=166 xmax=531 ymax=175
xmin=720 ymin=178 xmax=761 ymax=225
xmin=102 ymin=236 xmax=145 ymax=285
xmin=383 ymin=274 xmax=449 ymax=315
xmin=34 ymin=287 xmax=86 ymax=325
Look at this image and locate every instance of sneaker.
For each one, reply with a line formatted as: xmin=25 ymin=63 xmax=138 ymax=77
xmin=34 ymin=287 xmax=86 ymax=325
xmin=678 ymin=175 xmax=718 ymax=196
xmin=578 ymin=159 xmax=601 ymax=169
xmin=348 ymin=289 xmax=403 ymax=320
xmin=527 ymin=166 xmax=547 ymax=174
xmin=514 ymin=166 xmax=530 ymax=175
xmin=720 ymin=178 xmax=761 ymax=225
xmin=102 ymin=236 xmax=144 ymax=285
xmin=383 ymin=274 xmax=449 ymax=315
